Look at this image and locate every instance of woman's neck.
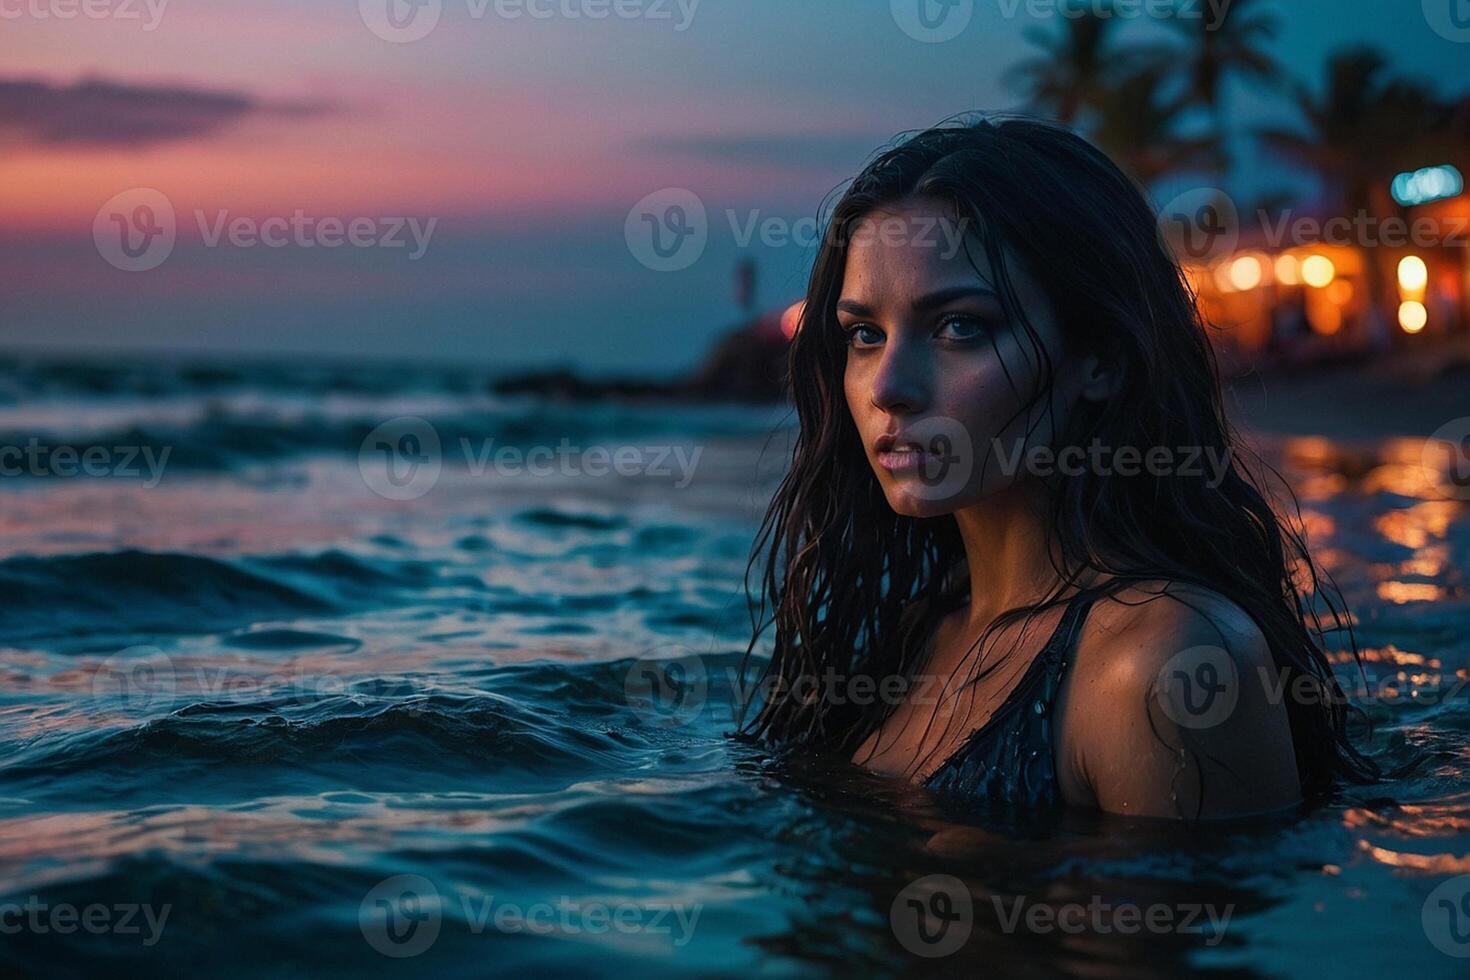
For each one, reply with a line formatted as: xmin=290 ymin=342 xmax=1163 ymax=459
xmin=950 ymin=481 xmax=1073 ymax=627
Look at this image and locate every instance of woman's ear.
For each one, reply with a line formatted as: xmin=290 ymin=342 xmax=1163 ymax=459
xmin=1076 ymin=347 xmax=1124 ymax=402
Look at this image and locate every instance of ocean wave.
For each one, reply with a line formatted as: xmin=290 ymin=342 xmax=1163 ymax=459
xmin=0 ymin=357 xmax=791 ymax=476
xmin=0 ymin=549 xmax=451 ymax=645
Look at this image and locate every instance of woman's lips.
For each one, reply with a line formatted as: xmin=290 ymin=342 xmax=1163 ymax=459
xmin=877 ymin=448 xmax=946 ymax=473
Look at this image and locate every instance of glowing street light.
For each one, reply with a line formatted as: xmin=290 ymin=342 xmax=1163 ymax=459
xmin=1228 ymin=255 xmax=1263 ymax=291
xmin=1301 ymin=255 xmax=1335 ymax=288
xmin=1391 ymin=165 xmax=1464 ymax=207
xmin=1398 ymin=255 xmax=1428 ymax=293
xmin=1274 ymin=254 xmax=1300 ymax=285
xmin=1399 ymin=301 xmax=1427 ymax=334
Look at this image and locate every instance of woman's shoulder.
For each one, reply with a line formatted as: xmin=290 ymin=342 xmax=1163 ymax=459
xmin=1072 ymin=579 xmax=1273 ymax=687
xmin=1056 ymin=578 xmax=1300 ymax=819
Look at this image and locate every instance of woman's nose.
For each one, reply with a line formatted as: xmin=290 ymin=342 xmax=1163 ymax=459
xmin=868 ymin=343 xmax=930 ymax=414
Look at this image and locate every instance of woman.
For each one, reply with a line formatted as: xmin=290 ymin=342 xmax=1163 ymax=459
xmin=738 ymin=116 xmax=1377 ymax=820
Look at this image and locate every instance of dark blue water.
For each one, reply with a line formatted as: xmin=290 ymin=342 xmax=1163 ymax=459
xmin=0 ymin=355 xmax=1466 ymax=978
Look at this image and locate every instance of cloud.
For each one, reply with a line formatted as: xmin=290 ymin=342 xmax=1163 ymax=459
xmin=0 ymin=76 xmax=335 ymax=148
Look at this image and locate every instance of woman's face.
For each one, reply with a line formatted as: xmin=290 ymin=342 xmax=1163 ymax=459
xmin=839 ymin=196 xmax=1090 ymax=518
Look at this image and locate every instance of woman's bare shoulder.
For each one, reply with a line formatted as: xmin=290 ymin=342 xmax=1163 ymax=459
xmin=1077 ymin=580 xmax=1270 ymax=674
xmin=1056 ymin=579 xmax=1301 ymax=819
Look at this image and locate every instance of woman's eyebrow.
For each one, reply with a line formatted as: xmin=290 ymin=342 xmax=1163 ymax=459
xmin=836 ymin=286 xmax=999 ymax=319
xmin=910 ymin=285 xmax=999 ymax=312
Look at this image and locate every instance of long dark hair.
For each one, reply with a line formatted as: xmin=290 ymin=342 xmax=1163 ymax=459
xmin=736 ymin=114 xmax=1377 ymax=799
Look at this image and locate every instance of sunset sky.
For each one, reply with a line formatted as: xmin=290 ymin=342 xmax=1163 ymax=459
xmin=1 ymin=0 xmax=1464 ymax=371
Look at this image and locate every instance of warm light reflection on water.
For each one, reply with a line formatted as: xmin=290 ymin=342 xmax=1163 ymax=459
xmin=0 ymin=377 xmax=1465 ymax=974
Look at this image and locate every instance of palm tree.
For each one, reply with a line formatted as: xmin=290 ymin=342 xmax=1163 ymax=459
xmin=1260 ymin=47 xmax=1448 ymax=348
xmin=1007 ymin=4 xmax=1125 ymax=125
xmin=1168 ymin=0 xmax=1279 ymax=129
xmin=1089 ymin=65 xmax=1223 ymax=186
xmin=1261 ymin=48 xmax=1445 ymax=205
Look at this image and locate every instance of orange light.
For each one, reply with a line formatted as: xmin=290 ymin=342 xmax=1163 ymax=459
xmin=1399 ymin=257 xmax=1422 ymax=295
xmin=1399 ymin=301 xmax=1427 ymax=333
xmin=1213 ymin=262 xmax=1237 ymax=293
xmin=1228 ymin=255 xmax=1263 ymax=291
xmin=780 ymin=300 xmax=805 ymax=339
xmin=1326 ymin=280 xmax=1353 ymax=305
xmin=1274 ymin=254 xmax=1300 ymax=285
xmin=1309 ymin=302 xmax=1342 ymax=335
xmin=1301 ymin=255 xmax=1335 ymax=288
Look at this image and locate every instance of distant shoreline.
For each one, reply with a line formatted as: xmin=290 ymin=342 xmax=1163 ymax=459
xmin=1226 ymin=337 xmax=1470 ymax=439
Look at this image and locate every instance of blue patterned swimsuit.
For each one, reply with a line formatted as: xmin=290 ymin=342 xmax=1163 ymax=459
xmin=922 ymin=590 xmax=1098 ymax=810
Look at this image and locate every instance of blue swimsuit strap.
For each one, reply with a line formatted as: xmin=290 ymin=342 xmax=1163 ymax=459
xmin=925 ymin=588 xmax=1100 ymax=779
xmin=1042 ymin=587 xmax=1098 ymax=675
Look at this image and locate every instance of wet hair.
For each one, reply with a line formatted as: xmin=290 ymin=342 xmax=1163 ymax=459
xmin=736 ymin=113 xmax=1378 ymax=801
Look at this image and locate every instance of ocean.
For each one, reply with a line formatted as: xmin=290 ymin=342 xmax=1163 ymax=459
xmin=0 ymin=354 xmax=1466 ymax=977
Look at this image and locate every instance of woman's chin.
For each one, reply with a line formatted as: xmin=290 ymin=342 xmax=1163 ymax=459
xmin=880 ymin=484 xmax=967 ymax=519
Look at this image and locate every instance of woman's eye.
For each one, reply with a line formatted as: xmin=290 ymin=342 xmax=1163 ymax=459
xmin=935 ymin=314 xmax=990 ymax=342
xmin=843 ymin=324 xmax=884 ymax=348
